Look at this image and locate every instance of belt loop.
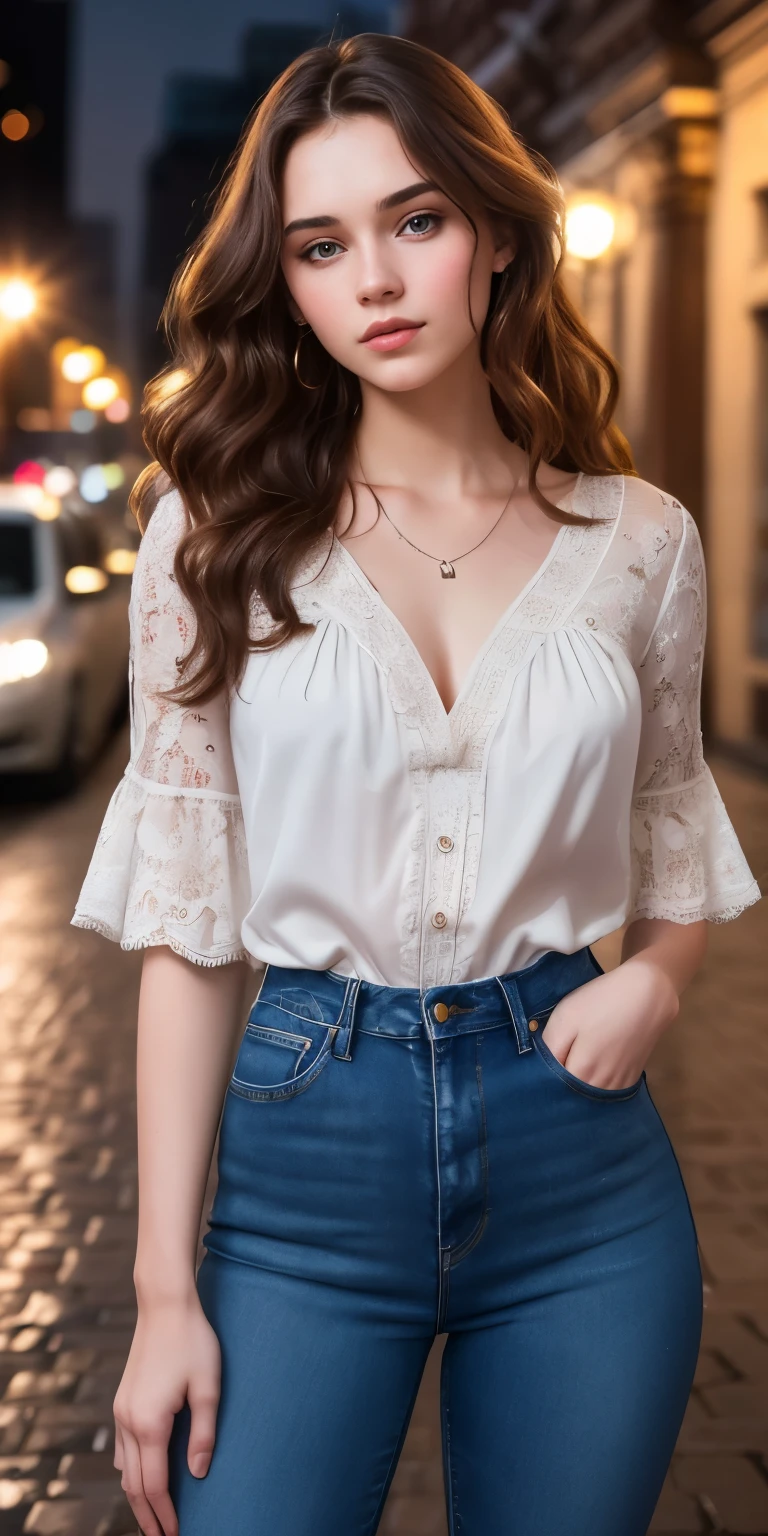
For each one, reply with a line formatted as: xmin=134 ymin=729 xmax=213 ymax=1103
xmin=331 ymin=975 xmax=362 ymax=1061
xmin=495 ymin=974 xmax=532 ymax=1054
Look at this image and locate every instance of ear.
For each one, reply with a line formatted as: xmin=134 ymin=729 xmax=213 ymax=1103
xmin=284 ymin=290 xmax=306 ymax=325
xmin=492 ymin=238 xmax=516 ymax=273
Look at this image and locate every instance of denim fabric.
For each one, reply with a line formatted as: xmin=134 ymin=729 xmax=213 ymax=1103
xmin=168 ymin=945 xmax=703 ymax=1535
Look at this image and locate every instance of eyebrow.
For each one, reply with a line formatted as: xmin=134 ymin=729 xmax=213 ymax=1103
xmin=282 ymin=180 xmax=442 ymax=238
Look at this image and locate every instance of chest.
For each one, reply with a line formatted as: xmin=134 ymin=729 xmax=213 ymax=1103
xmin=331 ymin=483 xmax=578 ymax=716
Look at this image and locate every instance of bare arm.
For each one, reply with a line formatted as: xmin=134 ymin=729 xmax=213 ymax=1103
xmin=114 ymin=948 xmax=252 ymax=1536
xmin=541 ymin=917 xmax=708 ymax=1090
xmin=133 ymin=947 xmax=251 ymax=1306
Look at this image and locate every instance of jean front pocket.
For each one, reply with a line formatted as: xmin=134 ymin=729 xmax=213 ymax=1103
xmin=229 ymin=997 xmax=335 ymax=1102
xmin=531 ymin=1003 xmax=644 ymax=1103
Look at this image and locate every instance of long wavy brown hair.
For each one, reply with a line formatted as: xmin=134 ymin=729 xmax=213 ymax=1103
xmin=130 ymin=31 xmax=635 ymax=706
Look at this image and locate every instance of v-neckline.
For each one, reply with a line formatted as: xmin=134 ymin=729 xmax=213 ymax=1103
xmin=330 ymin=471 xmax=585 ymax=722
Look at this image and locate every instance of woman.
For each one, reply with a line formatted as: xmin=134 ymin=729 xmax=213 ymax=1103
xmin=73 ymin=32 xmax=761 ymax=1536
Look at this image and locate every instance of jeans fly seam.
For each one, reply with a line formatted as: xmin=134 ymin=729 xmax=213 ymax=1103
xmin=447 ymin=1044 xmax=491 ymax=1270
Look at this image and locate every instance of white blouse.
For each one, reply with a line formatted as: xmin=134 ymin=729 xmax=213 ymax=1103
xmin=72 ymin=472 xmax=762 ymax=988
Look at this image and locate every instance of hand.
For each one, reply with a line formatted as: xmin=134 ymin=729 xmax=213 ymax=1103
xmin=113 ymin=1293 xmax=221 ymax=1536
xmin=539 ymin=957 xmax=680 ymax=1091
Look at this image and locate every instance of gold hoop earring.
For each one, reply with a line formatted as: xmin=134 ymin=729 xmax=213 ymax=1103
xmin=293 ymin=325 xmax=320 ymax=390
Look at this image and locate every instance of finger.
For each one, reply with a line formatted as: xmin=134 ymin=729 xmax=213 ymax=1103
xmin=140 ymin=1436 xmax=180 ymax=1536
xmin=114 ymin=1418 xmax=124 ymax=1472
xmin=187 ymin=1380 xmax=220 ymax=1478
xmin=120 ymin=1426 xmax=165 ymax=1536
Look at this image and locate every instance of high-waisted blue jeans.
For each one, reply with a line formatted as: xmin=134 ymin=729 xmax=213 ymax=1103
xmin=168 ymin=945 xmax=703 ymax=1535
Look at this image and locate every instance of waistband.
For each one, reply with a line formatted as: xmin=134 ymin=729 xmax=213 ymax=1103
xmin=253 ymin=946 xmax=604 ymax=1061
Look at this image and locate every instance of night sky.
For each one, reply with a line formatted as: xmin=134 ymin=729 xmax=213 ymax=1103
xmin=71 ymin=0 xmax=397 ymax=352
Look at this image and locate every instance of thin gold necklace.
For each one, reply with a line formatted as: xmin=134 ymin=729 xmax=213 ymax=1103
xmin=355 ymin=469 xmax=521 ymax=579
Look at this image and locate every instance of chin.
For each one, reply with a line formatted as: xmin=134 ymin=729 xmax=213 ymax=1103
xmin=358 ymin=359 xmax=453 ymax=393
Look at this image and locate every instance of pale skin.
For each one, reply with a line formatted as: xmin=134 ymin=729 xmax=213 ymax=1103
xmin=114 ymin=112 xmax=708 ymax=1536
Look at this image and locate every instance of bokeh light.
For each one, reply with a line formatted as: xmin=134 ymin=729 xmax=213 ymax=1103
xmin=1 ymin=110 xmax=29 ymax=142
xmin=43 ymin=466 xmax=77 ymax=496
xmin=101 ymin=463 xmax=125 ymax=490
xmin=104 ymin=548 xmax=137 ymax=575
xmin=33 ymin=494 xmax=61 ymax=522
xmin=70 ymin=409 xmax=96 ymax=434
xmin=82 ymin=376 xmax=119 ymax=410
xmin=0 ymin=639 xmax=48 ymax=687
xmin=104 ymin=396 xmax=130 ymax=423
xmin=64 ymin=566 xmax=109 ymax=595
xmin=79 ymin=466 xmax=110 ymax=504
xmin=13 ymin=461 xmax=46 ymax=486
xmin=61 ymin=346 xmax=105 ymax=383
xmin=565 ymin=202 xmax=616 ymax=260
xmin=0 ymin=279 xmax=37 ymax=321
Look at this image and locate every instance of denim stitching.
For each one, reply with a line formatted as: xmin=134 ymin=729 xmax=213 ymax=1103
xmin=363 ymin=1353 xmax=431 ymax=1536
xmin=493 ymin=974 xmax=532 ymax=1053
xmin=228 ymin=1039 xmax=333 ymax=1101
xmin=448 ymin=1040 xmax=491 ymax=1268
xmin=441 ymin=1348 xmax=461 ymax=1535
xmin=532 ymin=1033 xmax=643 ymax=1101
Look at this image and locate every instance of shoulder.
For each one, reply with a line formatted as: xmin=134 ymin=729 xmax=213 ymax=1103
xmin=616 ymin=473 xmax=694 ymax=555
xmin=136 ymin=486 xmax=189 ymax=567
xmin=131 ymin=487 xmax=192 ymax=623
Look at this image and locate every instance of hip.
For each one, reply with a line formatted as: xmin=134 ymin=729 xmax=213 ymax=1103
xmin=204 ymin=946 xmax=701 ymax=1323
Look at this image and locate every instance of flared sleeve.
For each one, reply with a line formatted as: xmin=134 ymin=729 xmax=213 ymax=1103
xmin=628 ymin=505 xmax=762 ymax=925
xmin=72 ymin=488 xmax=251 ymax=966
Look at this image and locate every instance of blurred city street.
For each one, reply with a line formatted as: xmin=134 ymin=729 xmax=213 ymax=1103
xmin=0 ymin=740 xmax=764 ymax=1535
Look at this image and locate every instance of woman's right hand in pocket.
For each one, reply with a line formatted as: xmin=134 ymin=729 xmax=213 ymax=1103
xmin=113 ymin=1294 xmax=221 ymax=1536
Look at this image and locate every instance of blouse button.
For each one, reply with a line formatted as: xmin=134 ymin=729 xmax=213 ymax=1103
xmin=431 ymin=911 xmax=448 ymax=929
xmin=437 ymin=835 xmax=453 ymax=852
xmin=179 ymin=909 xmax=187 ymax=919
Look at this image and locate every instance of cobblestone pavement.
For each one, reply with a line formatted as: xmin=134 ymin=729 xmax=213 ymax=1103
xmin=0 ymin=733 xmax=765 ymax=1535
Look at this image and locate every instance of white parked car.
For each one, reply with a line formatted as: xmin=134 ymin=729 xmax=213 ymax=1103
xmin=0 ymin=482 xmax=134 ymax=786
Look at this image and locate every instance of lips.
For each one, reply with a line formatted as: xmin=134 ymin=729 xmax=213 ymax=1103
xmin=359 ymin=318 xmax=424 ymax=342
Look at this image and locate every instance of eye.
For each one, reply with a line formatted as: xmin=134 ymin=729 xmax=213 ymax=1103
xmin=400 ymin=212 xmax=442 ymax=237
xmin=301 ymin=239 xmax=343 ymax=263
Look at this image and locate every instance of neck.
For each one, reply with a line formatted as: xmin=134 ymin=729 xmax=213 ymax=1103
xmin=352 ymin=341 xmax=529 ymax=500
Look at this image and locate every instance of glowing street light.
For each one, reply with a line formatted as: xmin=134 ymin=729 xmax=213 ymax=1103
xmin=82 ymin=375 xmax=119 ymax=410
xmin=65 ymin=565 xmax=109 ymax=595
xmin=565 ymin=201 xmax=616 ymax=261
xmin=61 ymin=345 xmax=105 ymax=383
xmin=0 ymin=278 xmax=37 ymax=322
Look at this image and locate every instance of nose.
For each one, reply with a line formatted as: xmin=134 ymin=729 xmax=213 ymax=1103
xmin=355 ymin=240 xmax=404 ymax=306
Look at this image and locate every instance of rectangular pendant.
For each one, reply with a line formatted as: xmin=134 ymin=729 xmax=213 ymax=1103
xmin=440 ymin=560 xmax=456 ymax=578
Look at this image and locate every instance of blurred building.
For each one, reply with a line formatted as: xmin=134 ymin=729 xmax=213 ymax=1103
xmin=0 ymin=0 xmax=119 ymax=468
xmin=405 ymin=0 xmax=768 ymax=768
xmin=139 ymin=10 xmax=391 ymax=383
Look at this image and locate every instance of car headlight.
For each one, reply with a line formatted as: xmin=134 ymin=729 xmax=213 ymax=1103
xmin=0 ymin=638 xmax=49 ymax=687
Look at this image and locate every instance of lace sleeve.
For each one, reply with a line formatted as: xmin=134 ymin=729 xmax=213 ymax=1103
xmin=71 ymin=488 xmax=251 ymax=965
xmin=628 ymin=505 xmax=762 ymax=925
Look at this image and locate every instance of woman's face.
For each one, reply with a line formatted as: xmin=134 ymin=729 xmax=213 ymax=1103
xmin=279 ymin=113 xmax=513 ymax=393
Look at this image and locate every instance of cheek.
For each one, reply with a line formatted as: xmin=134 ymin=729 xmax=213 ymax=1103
xmin=421 ymin=243 xmax=475 ymax=306
xmin=288 ymin=266 xmax=350 ymax=339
